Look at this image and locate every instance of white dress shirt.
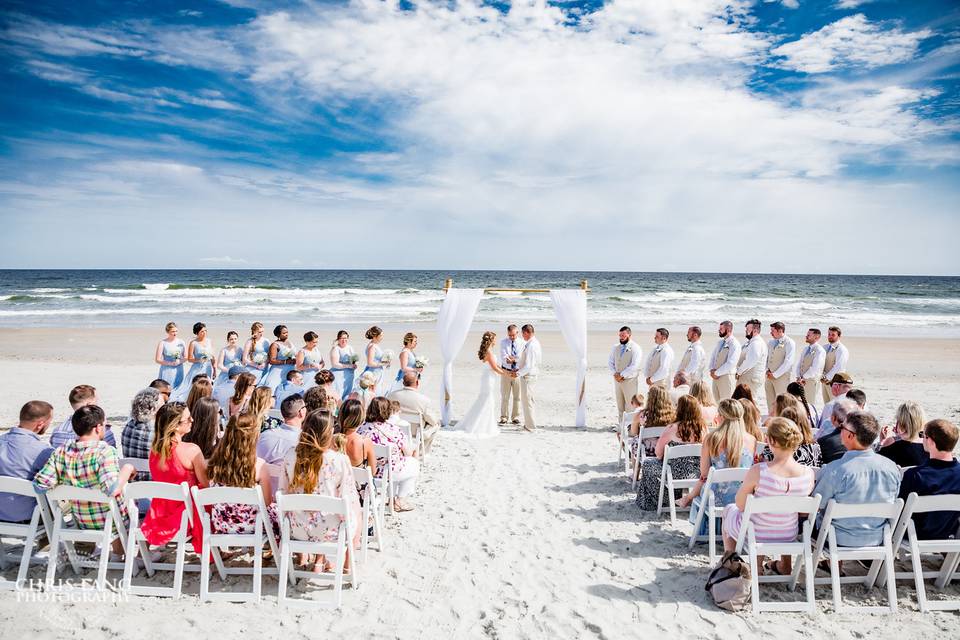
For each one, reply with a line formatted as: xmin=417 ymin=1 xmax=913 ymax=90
xmin=516 ymin=337 xmax=542 ymax=377
xmin=736 ymin=336 xmax=767 ymax=376
xmin=710 ymin=336 xmax=741 ymax=376
xmin=797 ymin=343 xmax=826 ymax=380
xmin=499 ymin=337 xmax=526 ymax=372
xmin=645 ymin=343 xmax=674 ymax=383
xmin=768 ymin=336 xmax=797 ymax=378
xmin=608 ymin=340 xmax=642 ymax=379
xmin=680 ymin=340 xmax=706 ymax=380
xmin=822 ymin=341 xmax=850 ymax=380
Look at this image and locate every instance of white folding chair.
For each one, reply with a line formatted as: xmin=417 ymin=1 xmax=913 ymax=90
xmin=879 ymin=492 xmax=960 ymax=612
xmin=119 ymin=457 xmax=151 ymax=480
xmin=618 ymin=409 xmax=640 ymax=473
xmin=276 ymin=490 xmax=356 ymax=609
xmin=122 ymin=481 xmax=199 ymax=599
xmin=688 ymin=467 xmax=750 ymax=564
xmin=351 ymin=467 xmax=384 ymax=562
xmin=371 ymin=443 xmax=395 ymax=515
xmin=189 ymin=485 xmax=282 ymax=603
xmin=44 ymin=485 xmax=129 ymax=592
xmin=0 ymin=477 xmax=53 ymax=591
xmin=736 ymin=494 xmax=823 ymax=614
xmin=631 ymin=426 xmax=667 ymax=489
xmin=656 ymin=444 xmax=702 ymax=525
xmin=811 ymin=499 xmax=904 ymax=613
xmin=399 ymin=411 xmax=426 ymax=458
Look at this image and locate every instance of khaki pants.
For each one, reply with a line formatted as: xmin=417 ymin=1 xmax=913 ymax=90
xmin=820 ymin=381 xmax=832 ymax=405
xmin=742 ymin=374 xmax=764 ymax=407
xmin=803 ymin=379 xmax=820 ymax=408
xmin=614 ymin=377 xmax=639 ymax=423
xmin=713 ymin=374 xmax=735 ymax=401
xmin=500 ymin=374 xmax=521 ymax=421
xmin=520 ymin=375 xmax=537 ymax=430
xmin=648 ymin=378 xmax=668 ymax=390
xmin=764 ymin=374 xmax=790 ymax=415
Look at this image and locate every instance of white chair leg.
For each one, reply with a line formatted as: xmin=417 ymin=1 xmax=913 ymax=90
xmin=277 ymin=541 xmax=289 ymax=608
xmin=883 ymin=536 xmax=897 ymax=613
xmin=45 ymin=522 xmax=60 ymax=589
xmin=200 ymin=539 xmax=210 ymax=602
xmin=748 ymin=533 xmax=760 ymax=613
xmin=708 ymin=510 xmax=717 ymax=565
xmin=95 ymin=528 xmax=111 ymax=592
xmin=829 ymin=532 xmax=842 ymax=612
xmin=173 ymin=537 xmax=186 ymax=600
xmin=16 ymin=525 xmax=37 ymax=590
xmin=804 ymin=545 xmax=816 ymax=614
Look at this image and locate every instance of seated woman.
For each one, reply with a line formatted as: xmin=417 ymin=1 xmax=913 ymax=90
xmin=738 ymin=398 xmax=764 ymax=443
xmin=627 ymin=386 xmax=675 ymax=461
xmin=786 ymin=381 xmax=820 ymax=432
xmin=246 ymin=386 xmax=281 ymax=433
xmin=721 ymin=417 xmax=816 ymax=574
xmin=878 ymin=401 xmax=928 ymax=468
xmin=676 ymin=400 xmax=758 ymax=534
xmin=731 ymin=383 xmax=755 ymax=405
xmin=281 ymin=409 xmax=362 ymax=573
xmin=181 ymin=396 xmax=221 ymax=460
xmin=357 ymin=396 xmax=419 ymax=512
xmin=635 ymin=395 xmax=707 ymax=511
xmin=760 ymin=400 xmax=822 ymax=467
xmin=122 ymin=388 xmax=164 ymax=477
xmin=690 ymin=382 xmax=718 ymax=425
xmin=228 ymin=372 xmax=257 ymax=418
xmin=185 ymin=377 xmax=213 ymax=418
xmin=140 ymin=402 xmax=208 ymax=554
xmin=338 ymin=399 xmax=375 ymax=469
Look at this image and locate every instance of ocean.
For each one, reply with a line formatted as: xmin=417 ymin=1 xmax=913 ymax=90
xmin=0 ymin=270 xmax=958 ymax=335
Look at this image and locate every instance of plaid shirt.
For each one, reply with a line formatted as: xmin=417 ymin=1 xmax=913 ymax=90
xmin=33 ymin=440 xmax=127 ymax=530
xmin=121 ymin=419 xmax=153 ymax=480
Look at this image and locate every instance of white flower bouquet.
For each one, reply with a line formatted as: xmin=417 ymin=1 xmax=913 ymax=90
xmin=381 ymin=349 xmax=394 ymax=365
xmin=169 ymin=348 xmax=183 ymax=362
xmin=253 ymin=353 xmax=267 ymax=365
xmin=415 ymin=357 xmax=429 ymax=369
xmin=280 ymin=346 xmax=297 ymax=361
xmin=358 ymin=371 xmax=377 ymax=390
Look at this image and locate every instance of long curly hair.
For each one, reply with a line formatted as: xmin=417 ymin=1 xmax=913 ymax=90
xmin=643 ymin=386 xmax=675 ymax=427
xmin=151 ymin=402 xmax=186 ymax=469
xmin=288 ymin=410 xmax=335 ymax=495
xmin=245 ymin=386 xmax=273 ymax=426
xmin=779 ymin=404 xmax=815 ymax=444
xmin=478 ymin=331 xmax=496 ymax=361
xmin=207 ymin=413 xmax=258 ymax=488
xmin=675 ymin=395 xmax=707 ymax=443
xmin=689 ymin=381 xmax=716 ymax=408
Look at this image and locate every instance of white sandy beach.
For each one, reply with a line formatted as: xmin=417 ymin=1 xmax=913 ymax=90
xmin=1 ymin=326 xmax=959 ymax=638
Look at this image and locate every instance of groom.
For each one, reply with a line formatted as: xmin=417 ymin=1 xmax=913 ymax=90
xmin=513 ymin=324 xmax=541 ymax=432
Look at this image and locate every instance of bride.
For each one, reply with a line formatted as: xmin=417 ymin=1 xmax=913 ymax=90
xmin=446 ymin=331 xmax=510 ymax=439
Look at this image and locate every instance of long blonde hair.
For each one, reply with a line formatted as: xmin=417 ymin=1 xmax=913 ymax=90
xmin=705 ymin=399 xmax=746 ymax=466
xmin=779 ymin=405 xmax=815 ymax=444
xmin=690 ymin=381 xmax=716 ymax=408
xmin=478 ymin=331 xmax=496 ymax=361
xmin=895 ymin=401 xmax=926 ymax=440
xmin=288 ymin=410 xmax=335 ymax=495
xmin=245 ymin=386 xmax=273 ymax=425
xmin=207 ymin=413 xmax=258 ymax=487
xmin=643 ymin=386 xmax=675 ymax=427
xmin=738 ymin=399 xmax=763 ymax=441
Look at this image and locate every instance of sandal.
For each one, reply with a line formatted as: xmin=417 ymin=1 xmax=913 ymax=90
xmin=763 ymin=560 xmax=785 ymax=576
xmin=393 ymin=499 xmax=415 ymax=512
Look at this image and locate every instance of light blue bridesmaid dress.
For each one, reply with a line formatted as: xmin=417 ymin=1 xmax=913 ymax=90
xmin=171 ymin=340 xmax=215 ymax=402
xmin=157 ymin=338 xmax=186 ymax=388
xmin=331 ymin=345 xmax=356 ymax=400
xmin=215 ymin=345 xmax=244 ymax=387
xmin=300 ymin=347 xmax=324 ymax=389
xmin=390 ymin=347 xmax=418 ymax=392
xmin=261 ymin=341 xmax=297 ymax=393
xmin=360 ymin=343 xmax=386 ymax=394
xmin=245 ymin=337 xmax=271 ymax=384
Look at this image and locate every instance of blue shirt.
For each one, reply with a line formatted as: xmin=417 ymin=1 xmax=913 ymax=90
xmin=213 ymin=381 xmax=235 ymax=414
xmin=255 ymin=423 xmax=300 ymax=466
xmin=274 ymin=382 xmax=305 ymax=409
xmin=49 ymin=414 xmax=117 ymax=449
xmin=814 ymin=448 xmax=901 ymax=547
xmin=0 ymin=427 xmax=54 ymax=522
xmin=899 ymin=458 xmax=960 ymax=540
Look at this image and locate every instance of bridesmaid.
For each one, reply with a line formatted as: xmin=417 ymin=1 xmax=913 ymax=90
xmin=296 ymin=331 xmax=325 ymax=389
xmin=214 ymin=330 xmax=244 ymax=389
xmin=390 ymin=332 xmax=423 ymax=392
xmin=155 ymin=322 xmax=187 ymax=389
xmin=261 ymin=324 xmax=297 ymax=393
xmin=172 ymin=322 xmax=215 ymax=401
xmin=361 ymin=326 xmax=389 ymax=395
xmin=329 ymin=330 xmax=357 ymax=400
xmin=243 ymin=322 xmax=270 ymax=384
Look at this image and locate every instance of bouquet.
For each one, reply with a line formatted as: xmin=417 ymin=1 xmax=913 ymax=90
xmin=198 ymin=346 xmax=212 ymax=361
xmin=381 ymin=350 xmax=394 ymax=366
xmin=358 ymin=371 xmax=377 ymax=390
xmin=169 ymin=348 xmax=183 ymax=362
xmin=280 ymin=346 xmax=297 ymax=361
xmin=414 ymin=357 xmax=429 ymax=369
xmin=349 ymin=354 xmax=360 ymax=365
xmin=253 ymin=353 xmax=267 ymax=365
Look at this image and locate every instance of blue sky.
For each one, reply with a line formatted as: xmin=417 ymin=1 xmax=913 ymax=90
xmin=1 ymin=0 xmax=958 ymax=274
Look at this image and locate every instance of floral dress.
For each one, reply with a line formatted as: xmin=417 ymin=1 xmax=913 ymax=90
xmin=281 ymin=449 xmax=362 ymax=546
xmin=759 ymin=442 xmax=822 ymax=467
xmin=356 ymin=421 xmax=408 ymax=479
xmin=209 ymin=459 xmax=280 ymax=541
xmin=635 ymin=440 xmax=701 ymax=511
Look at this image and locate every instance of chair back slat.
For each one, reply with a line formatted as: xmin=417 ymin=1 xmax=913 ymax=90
xmin=276 ymin=491 xmax=346 ymax=516
xmin=0 ymin=475 xmax=39 ymax=497
xmin=663 ymin=444 xmax=701 ymax=462
xmin=191 ymin=486 xmax=262 ymax=508
xmin=46 ymin=485 xmax=113 ymax=504
xmin=124 ymin=480 xmax=190 ymax=504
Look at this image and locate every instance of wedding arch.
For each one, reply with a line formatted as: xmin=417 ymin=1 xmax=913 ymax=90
xmin=437 ymin=278 xmax=589 ymax=428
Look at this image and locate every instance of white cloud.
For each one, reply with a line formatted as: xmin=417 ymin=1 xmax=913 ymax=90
xmin=834 ymin=0 xmax=874 ymax=8
xmin=772 ymin=14 xmax=932 ymax=73
xmin=199 ymin=256 xmax=248 ymax=264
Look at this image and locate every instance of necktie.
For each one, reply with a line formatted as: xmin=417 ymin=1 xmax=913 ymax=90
xmin=620 ymin=344 xmax=626 ymax=357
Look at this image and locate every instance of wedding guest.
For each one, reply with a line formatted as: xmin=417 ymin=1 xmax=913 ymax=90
xmin=282 ymin=408 xmax=362 ymax=571
xmin=635 ymin=395 xmax=707 ymax=511
xmin=182 ymin=396 xmax=221 ymax=459
xmin=0 ymin=401 xmax=54 ymax=523
xmin=185 ymin=377 xmax=213 ymax=417
xmin=338 ymin=399 xmax=375 ymax=469
xmin=361 ymin=326 xmax=388 ymax=395
xmin=139 ymin=402 xmax=207 ymax=554
xmin=257 ymin=394 xmax=306 ymax=465
xmin=608 ymin=326 xmax=641 ymax=424
xmin=721 ymin=417 xmax=816 ymax=571
xmin=305 ymin=385 xmax=337 ymax=414
xmin=898 ymin=419 xmax=960 ymax=539
xmin=878 ymin=401 xmax=928 ymax=468
xmin=34 ymin=405 xmax=136 ymax=558
xmin=738 ymin=398 xmax=764 ymax=443
xmin=296 ymin=331 xmax=325 ymax=389
xmin=243 ymin=322 xmax=270 ymax=384
xmin=644 ymin=328 xmax=674 ymax=390
xmin=627 ymin=386 xmax=675 ymax=461
xmin=786 ymin=381 xmax=820 ymax=433
xmin=618 ymin=394 xmax=643 ymax=451
xmin=155 ymin=321 xmax=186 ymax=390
xmin=678 ymin=326 xmax=707 ymax=384
xmin=214 ymin=331 xmax=244 ymax=389
xmin=391 ymin=332 xmax=422 ymax=393
xmin=709 ymin=321 xmax=740 ymax=401
xmin=387 ymin=371 xmax=441 ymax=451
xmin=846 ymin=388 xmax=867 ymax=410
xmin=820 ymin=326 xmax=850 ymax=405
xmin=690 ymin=381 xmax=718 ymax=425
xmin=172 ymin=322 xmax=215 ymax=402
xmin=214 ymin=365 xmax=244 ymax=414
xmin=275 ymin=370 xmax=305 ymax=409
xmin=736 ymin=319 xmax=767 ymax=403
xmin=49 ymin=385 xmax=117 ymax=448
xmin=764 ymin=321 xmax=796 ymax=415
xmin=500 ymin=324 xmax=525 ymax=425
xmin=670 ymin=371 xmax=691 ymax=405
xmin=731 ymin=384 xmax=755 ymax=404
xmin=796 ymin=328 xmax=826 ymax=403
xmin=816 ymin=373 xmax=855 ymax=437
xmin=813 ymin=411 xmax=900 ymax=547
xmin=817 ymin=398 xmax=859 ymax=465
xmin=761 ymin=403 xmax=822 ymax=467
xmin=228 ymin=372 xmax=257 ymax=418
xmin=149 ymin=379 xmax=172 ymax=404
xmin=357 ymin=397 xmax=419 ymax=512
xmin=329 ymin=330 xmax=358 ymax=400
xmin=121 ymin=388 xmax=163 ymax=476
xmin=246 ymin=386 xmax=280 ymax=432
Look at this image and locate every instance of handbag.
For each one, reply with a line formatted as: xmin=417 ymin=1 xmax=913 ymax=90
xmin=705 ymin=550 xmax=752 ymax=611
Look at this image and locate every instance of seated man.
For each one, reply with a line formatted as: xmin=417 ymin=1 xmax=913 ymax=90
xmin=256 ymin=394 xmax=305 ymax=465
xmin=148 ymin=379 xmax=172 ymax=403
xmin=387 ymin=371 xmax=441 ymax=449
xmin=274 ymin=369 xmax=305 ymax=409
xmin=816 ymin=372 xmax=854 ymax=437
xmin=813 ymin=411 xmax=901 ymax=547
xmin=898 ymin=418 xmax=960 ymax=540
xmin=213 ymin=365 xmax=244 ymax=414
xmin=816 ymin=398 xmax=858 ymax=465
xmin=34 ymin=405 xmax=136 ymax=557
xmin=0 ymin=401 xmax=55 ymax=523
xmin=845 ymin=388 xmax=867 ymax=410
xmin=49 ymin=385 xmax=117 ymax=448
xmin=669 ymin=371 xmax=691 ymax=404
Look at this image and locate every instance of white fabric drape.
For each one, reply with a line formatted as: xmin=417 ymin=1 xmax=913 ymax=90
xmin=437 ymin=288 xmax=484 ymax=425
xmin=550 ymin=289 xmax=588 ymax=427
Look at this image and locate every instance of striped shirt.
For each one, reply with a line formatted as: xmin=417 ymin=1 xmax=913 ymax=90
xmin=749 ymin=463 xmax=816 ymax=541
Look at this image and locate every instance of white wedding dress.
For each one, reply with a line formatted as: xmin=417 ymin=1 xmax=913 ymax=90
xmin=445 ymin=362 xmax=500 ymax=439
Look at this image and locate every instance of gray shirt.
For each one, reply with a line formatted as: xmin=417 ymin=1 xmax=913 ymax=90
xmin=0 ymin=427 xmax=54 ymax=522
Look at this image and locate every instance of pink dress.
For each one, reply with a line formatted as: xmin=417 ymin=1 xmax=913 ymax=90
xmin=722 ymin=462 xmax=816 ymax=543
xmin=282 ymin=450 xmax=362 ymax=547
xmin=356 ymin=421 xmax=409 ymax=478
xmin=140 ymin=444 xmax=204 ymax=553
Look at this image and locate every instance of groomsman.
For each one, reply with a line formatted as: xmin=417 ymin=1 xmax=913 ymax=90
xmin=764 ymin=321 xmax=796 ymax=414
xmin=499 ymin=324 xmax=525 ymax=425
xmin=709 ymin=321 xmax=740 ymax=400
xmin=608 ymin=326 xmax=641 ymax=423
xmin=736 ymin=319 xmax=767 ymax=402
xmin=678 ymin=326 xmax=706 ymax=383
xmin=820 ymin=326 xmax=849 ymax=404
xmin=645 ymin=328 xmax=674 ymax=389
xmin=796 ymin=328 xmax=826 ymax=403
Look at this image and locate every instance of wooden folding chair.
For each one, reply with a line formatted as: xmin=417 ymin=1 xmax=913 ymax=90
xmin=631 ymin=426 xmax=667 ymax=490
xmin=399 ymin=411 xmax=426 ymax=458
